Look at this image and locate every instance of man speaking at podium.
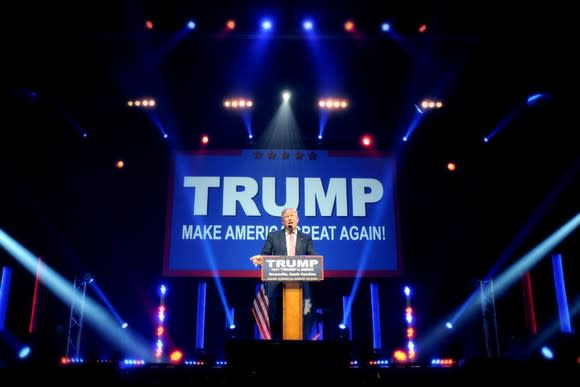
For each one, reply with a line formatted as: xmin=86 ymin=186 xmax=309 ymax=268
xmin=250 ymin=207 xmax=317 ymax=340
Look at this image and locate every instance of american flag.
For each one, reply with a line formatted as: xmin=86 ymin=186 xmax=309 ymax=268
xmin=252 ymin=283 xmax=271 ymax=340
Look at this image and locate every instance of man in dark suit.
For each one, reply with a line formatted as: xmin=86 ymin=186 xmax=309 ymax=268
xmin=250 ymin=208 xmax=317 ymax=340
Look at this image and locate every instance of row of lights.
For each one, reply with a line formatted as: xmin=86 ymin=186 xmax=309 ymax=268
xmin=154 ymin=285 xmax=167 ymax=360
xmin=415 ymin=98 xmax=443 ymax=114
xmin=223 ymin=98 xmax=254 ymax=110
xmin=128 ymin=94 xmax=441 ymax=112
xmin=392 ymin=286 xmax=417 ymax=364
xmin=318 ymin=98 xmax=349 ymax=110
xmin=127 ymin=98 xmax=156 ymax=108
xmin=196 ymin=132 xmax=375 ymax=148
xmin=223 ymin=96 xmax=350 ymax=111
xmin=145 ymin=18 xmax=428 ymax=35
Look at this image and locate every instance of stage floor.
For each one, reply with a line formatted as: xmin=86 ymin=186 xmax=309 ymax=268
xmin=2 ymin=339 xmax=579 ymax=384
xmin=1 ymin=360 xmax=579 ymax=384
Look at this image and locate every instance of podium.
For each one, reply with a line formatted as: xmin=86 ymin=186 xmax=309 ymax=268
xmin=283 ymin=282 xmax=303 ymax=340
xmin=261 ymin=255 xmax=324 ymax=340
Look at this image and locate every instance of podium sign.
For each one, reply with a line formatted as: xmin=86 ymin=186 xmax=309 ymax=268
xmin=259 ymin=255 xmax=324 ymax=340
xmin=261 ymin=255 xmax=324 ymax=282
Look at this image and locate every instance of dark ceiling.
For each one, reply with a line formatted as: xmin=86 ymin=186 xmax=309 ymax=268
xmin=2 ymin=1 xmax=572 ymax=148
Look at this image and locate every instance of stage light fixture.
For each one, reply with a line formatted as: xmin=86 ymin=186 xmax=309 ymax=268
xmin=200 ymin=134 xmax=210 ymax=146
xmin=419 ymin=98 xmax=443 ymax=111
xmin=337 ymin=324 xmax=350 ymax=342
xmin=540 ymin=345 xmax=554 ymax=360
xmin=261 ymin=19 xmax=272 ymax=31
xmin=127 ymin=98 xmax=156 ymax=109
xmin=344 ymin=20 xmax=355 ymax=32
xmin=527 ymin=92 xmax=550 ymax=106
xmin=318 ymin=98 xmax=349 ymax=110
xmin=282 ymin=90 xmax=291 ymax=102
xmin=225 ymin=324 xmax=239 ymax=340
xmin=18 ymin=345 xmax=31 ymax=359
xmin=223 ymin=98 xmax=253 ymax=110
xmin=360 ymin=134 xmax=374 ymax=148
xmin=82 ymin=273 xmax=94 ymax=284
xmin=225 ymin=19 xmax=236 ymax=31
xmin=1 ymin=330 xmax=32 ymax=365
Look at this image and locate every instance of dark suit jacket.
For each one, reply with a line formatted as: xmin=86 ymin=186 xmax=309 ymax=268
xmin=260 ymin=228 xmax=316 ymax=256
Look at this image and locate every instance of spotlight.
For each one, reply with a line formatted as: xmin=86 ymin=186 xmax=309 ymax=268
xmin=337 ymin=324 xmax=350 ymax=342
xmin=540 ymin=346 xmax=554 ymax=360
xmin=360 ymin=134 xmax=374 ymax=148
xmin=344 ymin=20 xmax=355 ymax=32
xmin=1 ymin=331 xmax=32 ymax=365
xmin=201 ymin=135 xmax=209 ymax=144
xmin=225 ymin=325 xmax=239 ymax=340
xmin=419 ymin=98 xmax=443 ymax=111
xmin=82 ymin=273 xmax=94 ymax=284
xmin=18 ymin=345 xmax=31 ymax=359
xmin=169 ymin=349 xmax=184 ymax=364
xmin=538 ymin=332 xmax=580 ymax=365
xmin=282 ymin=90 xmax=291 ymax=102
xmin=261 ymin=19 xmax=272 ymax=31
xmin=527 ymin=93 xmax=549 ymax=106
xmin=225 ymin=20 xmax=236 ymax=31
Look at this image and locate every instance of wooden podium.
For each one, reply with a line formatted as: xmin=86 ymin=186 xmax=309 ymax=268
xmin=261 ymin=255 xmax=324 ymax=341
xmin=283 ymin=282 xmax=303 ymax=340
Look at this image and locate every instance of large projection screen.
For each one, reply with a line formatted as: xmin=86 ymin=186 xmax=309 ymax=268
xmin=163 ymin=149 xmax=402 ymax=278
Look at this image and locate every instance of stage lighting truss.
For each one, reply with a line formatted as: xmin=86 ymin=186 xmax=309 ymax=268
xmin=223 ymin=98 xmax=253 ymax=110
xmin=127 ymin=98 xmax=156 ymax=108
xmin=318 ymin=98 xmax=349 ymax=111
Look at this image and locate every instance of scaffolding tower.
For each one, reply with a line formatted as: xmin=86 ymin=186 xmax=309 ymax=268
xmin=65 ymin=274 xmax=92 ymax=359
xmin=479 ymin=279 xmax=500 ymax=359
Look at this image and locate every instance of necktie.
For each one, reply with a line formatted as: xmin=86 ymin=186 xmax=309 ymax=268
xmin=288 ymin=232 xmax=296 ymax=256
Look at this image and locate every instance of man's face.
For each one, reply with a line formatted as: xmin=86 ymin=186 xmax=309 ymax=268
xmin=282 ymin=210 xmax=298 ymax=230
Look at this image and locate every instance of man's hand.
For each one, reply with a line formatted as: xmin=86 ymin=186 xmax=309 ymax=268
xmin=250 ymin=255 xmax=263 ymax=267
